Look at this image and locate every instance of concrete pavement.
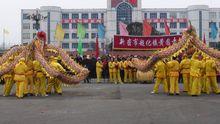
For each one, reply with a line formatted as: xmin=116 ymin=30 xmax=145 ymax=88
xmin=0 ymin=83 xmax=220 ymax=124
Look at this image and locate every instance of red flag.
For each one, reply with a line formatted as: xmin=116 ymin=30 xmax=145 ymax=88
xmin=164 ymin=21 xmax=170 ymax=35
xmin=143 ymin=20 xmax=152 ymax=36
xmin=129 ymin=0 xmax=137 ymax=5
xmin=95 ymin=35 xmax=99 ymax=58
xmin=203 ymin=33 xmax=206 ymax=44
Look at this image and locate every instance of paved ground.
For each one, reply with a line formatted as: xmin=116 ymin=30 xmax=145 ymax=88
xmin=0 ymin=83 xmax=220 ymax=124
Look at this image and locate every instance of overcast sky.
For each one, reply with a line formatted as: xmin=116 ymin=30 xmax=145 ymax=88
xmin=0 ymin=0 xmax=219 ymax=47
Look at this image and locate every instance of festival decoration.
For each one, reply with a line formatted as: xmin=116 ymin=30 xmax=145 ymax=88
xmin=0 ymin=31 xmax=89 ymax=85
xmin=131 ymin=25 xmax=220 ymax=71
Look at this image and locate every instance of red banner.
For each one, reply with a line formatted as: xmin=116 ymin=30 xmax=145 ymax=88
xmin=113 ymin=35 xmax=182 ymax=50
xmin=62 ymin=19 xmax=103 ymax=23
xmin=111 ymin=0 xmax=137 ymax=7
xmin=145 ymin=18 xmax=188 ymax=23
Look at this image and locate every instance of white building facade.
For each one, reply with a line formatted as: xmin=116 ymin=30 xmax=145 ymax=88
xmin=21 ymin=0 xmax=220 ymax=51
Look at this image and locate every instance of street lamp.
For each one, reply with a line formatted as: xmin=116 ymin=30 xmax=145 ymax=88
xmin=29 ymin=9 xmax=47 ymax=31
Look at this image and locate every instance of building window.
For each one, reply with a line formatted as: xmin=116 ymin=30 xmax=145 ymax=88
xmin=22 ymin=33 xmax=30 ymax=39
xmin=85 ymin=33 xmax=89 ymax=39
xmin=82 ymin=43 xmax=89 ymax=48
xmin=151 ymin=23 xmax=157 ymax=29
xmin=72 ymin=23 xmax=77 ymax=29
xmin=209 ymin=22 xmax=216 ymax=28
xmin=62 ymin=23 xmax=69 ymax=29
xmin=171 ymin=32 xmax=177 ymax=35
xmin=209 ymin=32 xmax=212 ymax=38
xmin=72 ymin=43 xmax=78 ymax=48
xmin=82 ymin=13 xmax=89 ymax=19
xmin=72 ymin=33 xmax=78 ymax=39
xmin=144 ymin=13 xmax=148 ymax=19
xmin=64 ymin=33 xmax=69 ymax=39
xmin=72 ymin=14 xmax=79 ymax=19
xmin=150 ymin=13 xmax=157 ymax=19
xmin=101 ymin=13 xmax=104 ymax=19
xmin=179 ymin=12 xmax=187 ymax=18
xmin=180 ymin=22 xmax=187 ymax=28
xmin=62 ymin=13 xmax=69 ymax=19
xmin=170 ymin=22 xmax=177 ymax=29
xmin=209 ymin=12 xmax=217 ymax=19
xmin=116 ymin=2 xmax=132 ymax=34
xmin=160 ymin=23 xmax=164 ymax=28
xmin=33 ymin=23 xmax=40 ymax=29
xmin=91 ymin=23 xmax=98 ymax=29
xmin=83 ymin=23 xmax=88 ymax=29
xmin=91 ymin=13 xmax=98 ymax=19
xmin=23 ymin=23 xmax=30 ymax=29
xmin=23 ymin=14 xmax=30 ymax=20
xmin=90 ymin=42 xmax=95 ymax=50
xmin=160 ymin=13 xmax=167 ymax=19
xmin=62 ymin=43 xmax=69 ymax=49
xmin=33 ymin=33 xmax=36 ymax=39
xmin=91 ymin=33 xmax=97 ymax=39
xmin=170 ymin=12 xmax=177 ymax=18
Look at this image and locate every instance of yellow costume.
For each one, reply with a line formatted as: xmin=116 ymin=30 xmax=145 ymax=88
xmin=189 ymin=53 xmax=203 ymax=96
xmin=152 ymin=60 xmax=168 ymax=94
xmin=96 ymin=60 xmax=103 ymax=83
xmin=205 ymin=58 xmax=220 ymax=94
xmin=33 ymin=60 xmax=47 ymax=96
xmin=114 ymin=61 xmax=123 ymax=84
xmin=167 ymin=59 xmax=180 ymax=95
xmin=24 ymin=59 xmax=34 ymax=95
xmin=14 ymin=58 xmax=28 ymax=98
xmin=2 ymin=57 xmax=14 ymax=96
xmin=46 ymin=57 xmax=65 ymax=94
xmin=180 ymin=56 xmax=190 ymax=92
xmin=108 ymin=61 xmax=115 ymax=83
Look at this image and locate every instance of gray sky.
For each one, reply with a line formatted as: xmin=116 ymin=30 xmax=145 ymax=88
xmin=0 ymin=0 xmax=219 ymax=47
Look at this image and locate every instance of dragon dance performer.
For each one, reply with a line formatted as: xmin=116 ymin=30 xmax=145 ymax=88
xmin=151 ymin=60 xmax=168 ymax=94
xmin=33 ymin=60 xmax=47 ymax=96
xmin=2 ymin=57 xmax=14 ymax=96
xmin=205 ymin=57 xmax=220 ymax=94
xmin=189 ymin=52 xmax=203 ymax=96
xmin=13 ymin=58 xmax=28 ymax=99
xmin=24 ymin=59 xmax=34 ymax=96
xmin=167 ymin=57 xmax=180 ymax=95
xmin=46 ymin=56 xmax=66 ymax=95
xmin=180 ymin=54 xmax=191 ymax=92
xmin=96 ymin=57 xmax=103 ymax=83
xmin=127 ymin=58 xmax=133 ymax=83
xmin=108 ymin=58 xmax=115 ymax=83
xmin=114 ymin=58 xmax=123 ymax=84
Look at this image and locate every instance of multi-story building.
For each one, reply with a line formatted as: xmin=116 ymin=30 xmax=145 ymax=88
xmin=21 ymin=0 xmax=220 ymax=51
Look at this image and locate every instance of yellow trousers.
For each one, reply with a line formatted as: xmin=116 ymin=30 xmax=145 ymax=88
xmin=47 ymin=78 xmax=62 ymax=94
xmin=205 ymin=76 xmax=219 ymax=94
xmin=24 ymin=75 xmax=34 ymax=94
xmin=190 ymin=76 xmax=201 ymax=96
xmin=153 ymin=78 xmax=168 ymax=93
xmin=35 ymin=76 xmax=46 ymax=96
xmin=96 ymin=71 xmax=102 ymax=83
xmin=109 ymin=71 xmax=113 ymax=83
xmin=132 ymin=71 xmax=137 ymax=83
xmin=169 ymin=76 xmax=180 ymax=94
xmin=128 ymin=70 xmax=132 ymax=83
xmin=124 ymin=70 xmax=128 ymax=83
xmin=201 ymin=76 xmax=206 ymax=93
xmin=116 ymin=70 xmax=122 ymax=84
xmin=16 ymin=81 xmax=24 ymax=98
xmin=182 ymin=73 xmax=190 ymax=92
xmin=3 ymin=77 xmax=14 ymax=96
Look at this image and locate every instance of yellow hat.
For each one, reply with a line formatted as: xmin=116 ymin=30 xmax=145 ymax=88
xmin=9 ymin=57 xmax=13 ymax=60
xmin=19 ymin=58 xmax=25 ymax=62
